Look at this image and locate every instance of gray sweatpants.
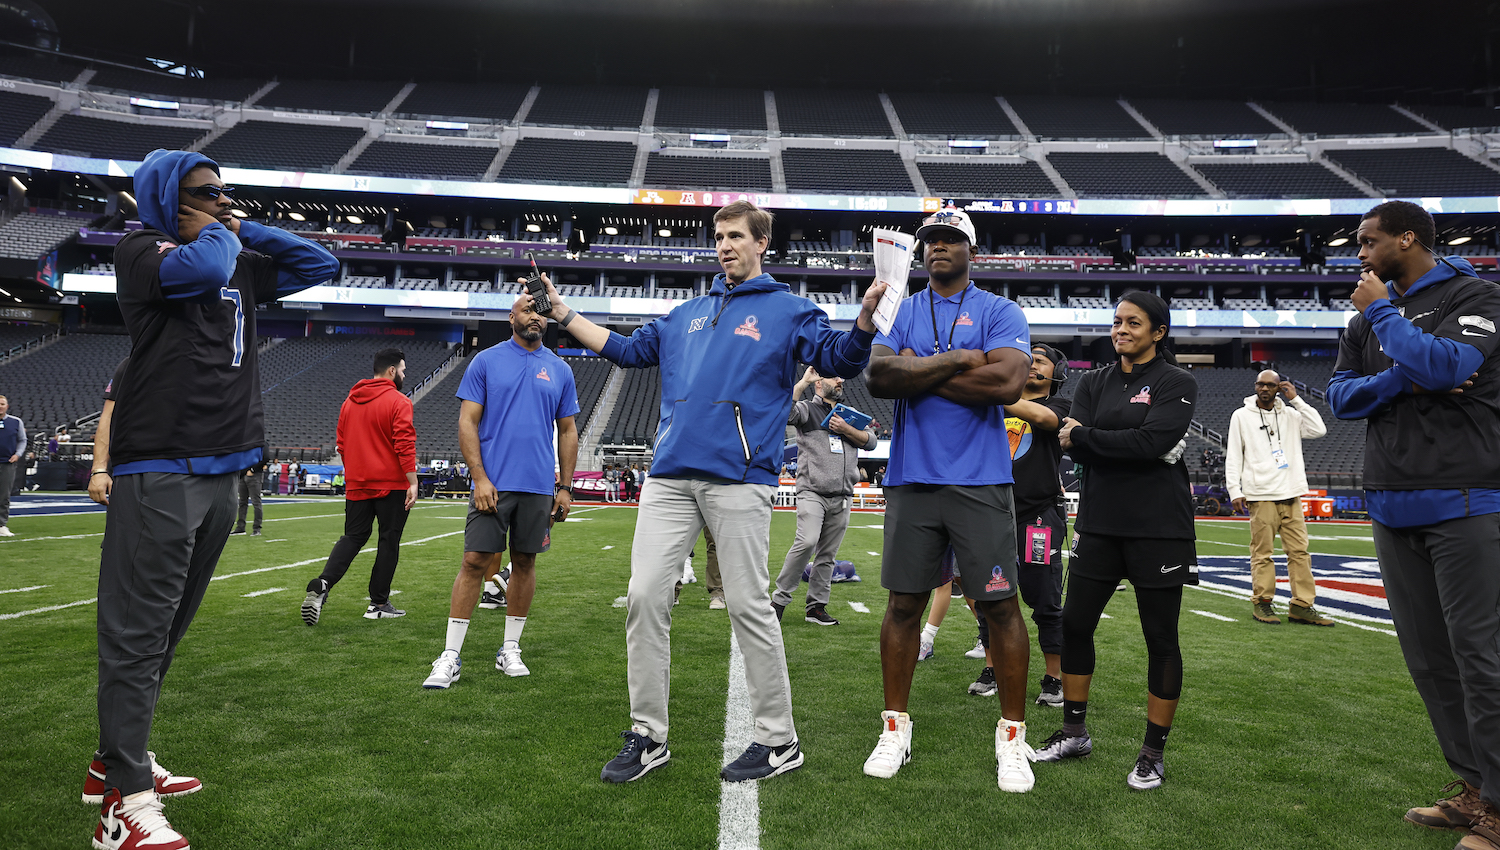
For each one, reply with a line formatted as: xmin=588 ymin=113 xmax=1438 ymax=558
xmin=772 ymin=491 xmax=850 ymax=611
xmin=0 ymin=460 xmax=15 ymax=526
xmin=97 ymin=472 xmax=238 ymax=796
xmin=1373 ymin=513 xmax=1500 ymax=807
xmin=626 ymin=477 xmax=796 ymax=747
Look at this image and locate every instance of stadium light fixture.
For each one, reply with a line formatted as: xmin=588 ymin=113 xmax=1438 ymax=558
xmin=1448 ymin=235 xmax=1472 ymax=245
xmin=604 ymin=226 xmax=619 ymax=235
xmin=1327 ymin=237 xmax=1349 ymax=247
xmin=346 ymin=215 xmax=363 ymax=224
xmin=287 ymin=212 xmax=306 ymax=222
xmin=659 ymin=229 xmax=672 ymax=237
xmin=526 ymin=224 xmax=542 ymax=232
xmin=229 ymin=209 xmax=248 ymax=218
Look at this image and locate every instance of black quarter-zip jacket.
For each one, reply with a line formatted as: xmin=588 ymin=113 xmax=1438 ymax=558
xmin=1068 ymin=356 xmax=1199 ymax=540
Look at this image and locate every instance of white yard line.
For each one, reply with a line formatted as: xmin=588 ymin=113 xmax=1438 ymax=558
xmin=718 ymin=631 xmax=759 ymax=850
xmin=241 ymin=588 xmax=286 ymax=598
xmin=0 ymin=585 xmax=48 ymax=594
xmin=0 ymin=598 xmax=97 ymax=620
xmin=847 ymin=601 xmax=871 ymax=613
xmin=0 ymin=532 xmax=105 ymax=543
xmin=1186 ymin=582 xmax=1396 ymax=635
xmin=1191 ymin=609 xmax=1236 ymax=622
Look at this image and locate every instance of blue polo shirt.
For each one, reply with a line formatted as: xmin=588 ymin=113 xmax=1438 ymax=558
xmin=456 ymin=339 xmax=580 ymax=496
xmin=875 ymin=283 xmax=1031 ymax=486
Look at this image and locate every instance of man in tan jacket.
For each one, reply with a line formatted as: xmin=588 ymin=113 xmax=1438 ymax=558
xmin=1226 ymin=370 xmax=1332 ymax=626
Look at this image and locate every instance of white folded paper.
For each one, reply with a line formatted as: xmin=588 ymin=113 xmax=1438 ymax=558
xmin=871 ymin=228 xmax=916 ymax=337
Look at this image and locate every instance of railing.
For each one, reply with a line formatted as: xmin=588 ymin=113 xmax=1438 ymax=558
xmin=405 ymin=346 xmax=466 ymax=399
xmin=0 ymin=328 xmax=62 ymax=365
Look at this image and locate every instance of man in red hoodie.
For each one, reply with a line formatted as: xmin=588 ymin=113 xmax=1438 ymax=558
xmin=301 ymin=347 xmax=419 ymax=623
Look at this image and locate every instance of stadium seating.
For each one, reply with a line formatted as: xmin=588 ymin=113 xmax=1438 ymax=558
xmin=567 ymin=356 xmax=615 ymax=434
xmin=1324 ymin=147 xmax=1500 ymax=197
xmin=1260 ymin=102 xmax=1428 ymax=136
xmin=348 ymin=140 xmax=498 ymax=180
xmin=602 ymin=366 xmax=661 ymax=445
xmin=0 ymin=90 xmax=52 ymax=147
xmin=774 ymin=90 xmax=892 ymax=137
xmin=0 ymin=212 xmax=96 ymax=260
xmin=0 ymin=53 xmax=83 ymax=83
xmin=0 ymin=322 xmax=55 ymax=352
xmin=643 ymin=154 xmax=773 ymax=191
xmin=33 ymin=114 xmax=206 ymax=161
xmin=1194 ymin=161 xmax=1366 ymax=199
xmin=653 ymin=88 xmax=767 ymax=133
xmin=886 ymin=92 xmax=1019 ymax=137
xmin=0 ymin=330 xmax=132 ymax=434
xmin=1126 ymin=99 xmax=1281 ymax=137
xmin=1408 ymin=104 xmax=1500 ymax=132
xmin=524 ymin=85 xmax=648 ymax=129
xmin=781 ymin=149 xmax=913 ymax=194
xmin=257 ymin=79 xmax=405 ymax=115
xmin=498 ymin=138 xmax=637 ymax=186
xmin=85 ymin=68 xmax=263 ymax=103
xmin=407 ymin=352 xmax=470 ymax=461
xmin=396 ymin=82 xmax=532 ymax=122
xmin=1047 ymin=152 xmax=1204 ymax=197
xmin=1004 ymin=96 xmax=1150 ymax=139
xmin=202 ymin=121 xmax=365 ymax=171
xmin=917 ymin=160 xmax=1057 ymax=197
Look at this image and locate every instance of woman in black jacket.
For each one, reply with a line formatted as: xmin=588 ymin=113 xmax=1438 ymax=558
xmin=1032 ymin=291 xmax=1198 ymax=791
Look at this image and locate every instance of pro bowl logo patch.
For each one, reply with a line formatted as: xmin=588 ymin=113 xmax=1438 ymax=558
xmin=1129 ymin=385 xmax=1152 ymax=404
xmin=536 ymin=367 xmax=551 ymax=382
xmin=735 ymin=315 xmax=761 ymax=341
xmin=955 ymin=311 xmax=974 ymax=326
xmin=155 ymin=240 xmax=178 ymax=254
xmin=985 ymin=566 xmax=1012 ymax=593
xmin=1006 ymin=416 xmax=1033 ymax=460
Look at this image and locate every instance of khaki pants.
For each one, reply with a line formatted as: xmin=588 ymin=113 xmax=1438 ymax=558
xmin=1249 ymin=498 xmax=1316 ymax=607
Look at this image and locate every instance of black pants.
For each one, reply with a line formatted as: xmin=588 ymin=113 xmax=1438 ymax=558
xmin=97 ymin=472 xmax=237 ymax=796
xmin=1374 ymin=513 xmax=1500 ymax=807
xmin=1061 ymin=572 xmax=1185 ymax=701
xmin=976 ymin=503 xmax=1067 ymax=655
xmin=235 ymin=474 xmax=262 ymax=532
xmin=313 ymin=491 xmax=411 ymax=605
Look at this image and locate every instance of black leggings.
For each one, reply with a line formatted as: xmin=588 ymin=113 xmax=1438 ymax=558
xmin=1060 ymin=574 xmax=1184 ymax=701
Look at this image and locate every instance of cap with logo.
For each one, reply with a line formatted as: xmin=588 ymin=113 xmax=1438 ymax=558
xmin=916 ymin=208 xmax=977 ymax=245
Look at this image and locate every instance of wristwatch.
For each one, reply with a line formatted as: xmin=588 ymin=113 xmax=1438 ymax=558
xmin=556 ymin=485 xmax=573 ymax=495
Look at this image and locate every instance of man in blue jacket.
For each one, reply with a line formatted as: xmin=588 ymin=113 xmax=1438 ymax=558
xmin=528 ymin=200 xmax=887 ymax=783
xmin=1328 ymin=200 xmax=1500 ymax=850
xmin=83 ymin=150 xmax=337 ymax=850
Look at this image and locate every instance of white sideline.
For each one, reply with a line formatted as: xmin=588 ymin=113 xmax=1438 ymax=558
xmin=718 ymin=631 xmax=759 ymax=850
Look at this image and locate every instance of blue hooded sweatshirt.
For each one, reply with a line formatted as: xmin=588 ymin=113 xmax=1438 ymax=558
xmin=1327 ymin=256 xmax=1500 ymax=526
xmin=110 ymin=149 xmax=339 ymax=474
xmin=600 ymin=272 xmax=875 ymax=485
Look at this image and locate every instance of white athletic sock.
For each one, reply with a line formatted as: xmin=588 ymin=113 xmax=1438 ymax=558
xmin=445 ymin=618 xmax=470 ymax=655
xmin=483 ymin=578 xmax=499 ymax=594
xmin=922 ymin=623 xmax=940 ymax=642
xmin=504 ymin=615 xmax=526 ymax=646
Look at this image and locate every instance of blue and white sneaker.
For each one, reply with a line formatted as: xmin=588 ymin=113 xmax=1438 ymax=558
xmin=720 ymin=739 xmax=803 ymax=782
xmin=601 ymin=728 xmax=670 ymax=783
xmin=422 ymin=650 xmax=462 ymax=689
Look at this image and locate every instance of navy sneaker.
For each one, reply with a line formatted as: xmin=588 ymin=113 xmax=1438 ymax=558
xmin=601 ymin=729 xmax=670 ymax=783
xmin=720 ymin=740 xmax=803 ymax=782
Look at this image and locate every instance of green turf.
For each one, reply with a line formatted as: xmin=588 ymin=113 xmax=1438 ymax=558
xmin=0 ymin=501 xmax=1458 ymax=849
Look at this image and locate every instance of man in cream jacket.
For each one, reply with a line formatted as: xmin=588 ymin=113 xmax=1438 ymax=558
xmin=1226 ymin=370 xmax=1332 ymax=627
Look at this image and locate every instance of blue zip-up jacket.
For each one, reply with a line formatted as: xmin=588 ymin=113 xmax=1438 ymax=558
xmin=1327 ymin=256 xmax=1500 ymax=526
xmin=600 ymin=272 xmax=875 ymax=485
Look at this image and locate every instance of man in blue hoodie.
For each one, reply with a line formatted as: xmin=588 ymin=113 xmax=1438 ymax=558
xmin=1328 ymin=200 xmax=1500 ymax=850
xmin=528 ymin=200 xmax=887 ymax=783
xmin=83 ymin=149 xmax=337 ymax=850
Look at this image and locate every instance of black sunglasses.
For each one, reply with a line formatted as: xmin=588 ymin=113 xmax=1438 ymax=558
xmin=182 ymin=185 xmax=237 ymax=200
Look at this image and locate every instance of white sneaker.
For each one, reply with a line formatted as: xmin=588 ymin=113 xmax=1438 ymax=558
xmin=965 ymin=637 xmax=986 ymax=659
xmin=497 ymin=642 xmax=530 ymax=677
xmin=862 ymin=710 xmax=912 ymax=779
xmin=0 ymin=526 xmax=14 ymax=537
xmin=94 ymin=789 xmax=188 ymax=850
xmin=1127 ymin=752 xmax=1165 ymax=790
xmin=917 ymin=639 xmax=934 ymax=662
xmin=995 ymin=719 xmax=1036 ymax=792
xmin=709 ymin=595 xmax=726 ymax=610
xmin=422 ymin=651 xmax=462 ymax=689
xmin=682 ymin=561 xmax=696 ymax=585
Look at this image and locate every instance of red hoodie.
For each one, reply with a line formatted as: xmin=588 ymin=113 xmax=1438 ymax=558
xmin=336 ymin=378 xmax=416 ymax=499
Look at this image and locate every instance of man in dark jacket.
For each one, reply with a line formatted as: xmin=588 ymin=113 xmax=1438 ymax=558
xmin=302 ymin=348 xmax=419 ymax=625
xmin=1328 ymin=201 xmax=1500 ymax=850
xmin=83 ymin=149 xmax=336 ymax=850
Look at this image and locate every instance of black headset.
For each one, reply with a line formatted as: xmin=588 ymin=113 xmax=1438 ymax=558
xmin=1033 ymin=344 xmax=1069 ymax=388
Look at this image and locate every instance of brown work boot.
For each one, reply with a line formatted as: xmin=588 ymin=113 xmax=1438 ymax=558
xmin=1459 ymin=800 xmax=1500 ymax=849
xmin=1252 ymin=600 xmax=1281 ymax=624
xmin=1405 ymin=779 xmax=1482 ymax=831
xmin=1288 ymin=604 xmax=1335 ymax=627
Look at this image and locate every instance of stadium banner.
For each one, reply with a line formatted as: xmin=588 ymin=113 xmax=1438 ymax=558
xmin=631 ymin=189 xmax=925 ymax=212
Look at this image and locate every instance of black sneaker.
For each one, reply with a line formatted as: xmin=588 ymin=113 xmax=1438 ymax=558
xmin=772 ymin=602 xmax=785 ymax=622
xmin=969 ymin=666 xmax=997 ymax=696
xmin=229 ymin=528 xmax=246 ymax=536
xmin=601 ymin=729 xmax=670 ymax=783
xmin=478 ymin=583 xmax=506 ymax=610
xmin=1033 ymin=728 xmax=1093 ymax=762
xmin=1036 ymin=674 xmax=1063 ymax=706
xmin=721 ymin=739 xmax=803 ymax=781
xmin=301 ymin=579 xmax=328 ymax=626
xmin=805 ymin=606 xmax=838 ymax=626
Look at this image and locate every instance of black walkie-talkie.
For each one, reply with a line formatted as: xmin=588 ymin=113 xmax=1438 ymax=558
xmin=523 ymin=252 xmax=552 ymax=315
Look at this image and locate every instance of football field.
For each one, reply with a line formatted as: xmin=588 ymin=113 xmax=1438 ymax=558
xmin=0 ymin=495 xmax=1459 ymax=850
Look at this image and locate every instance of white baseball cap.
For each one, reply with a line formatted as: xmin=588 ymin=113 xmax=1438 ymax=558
xmin=916 ymin=208 xmax=976 ymax=244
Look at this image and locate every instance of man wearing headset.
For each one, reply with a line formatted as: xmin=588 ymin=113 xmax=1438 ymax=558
xmin=1328 ymin=200 xmax=1500 ymax=849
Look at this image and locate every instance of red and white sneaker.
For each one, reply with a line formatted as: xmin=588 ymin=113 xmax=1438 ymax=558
xmin=93 ymin=788 xmax=189 ymax=850
xmin=82 ymin=752 xmax=202 ymax=804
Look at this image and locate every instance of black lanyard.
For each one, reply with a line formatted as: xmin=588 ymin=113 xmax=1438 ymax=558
xmin=1257 ymin=407 xmax=1280 ymax=449
xmin=928 ymin=285 xmax=970 ymax=355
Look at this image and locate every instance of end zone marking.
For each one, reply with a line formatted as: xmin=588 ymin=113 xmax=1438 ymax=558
xmin=1191 ymin=609 xmax=1236 ymax=622
xmin=242 ymin=588 xmax=286 ymax=598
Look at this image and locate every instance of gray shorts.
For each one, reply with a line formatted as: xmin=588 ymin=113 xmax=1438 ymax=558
xmin=882 ymin=483 xmax=1019 ymax=601
xmin=464 ymin=491 xmax=553 ymax=554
